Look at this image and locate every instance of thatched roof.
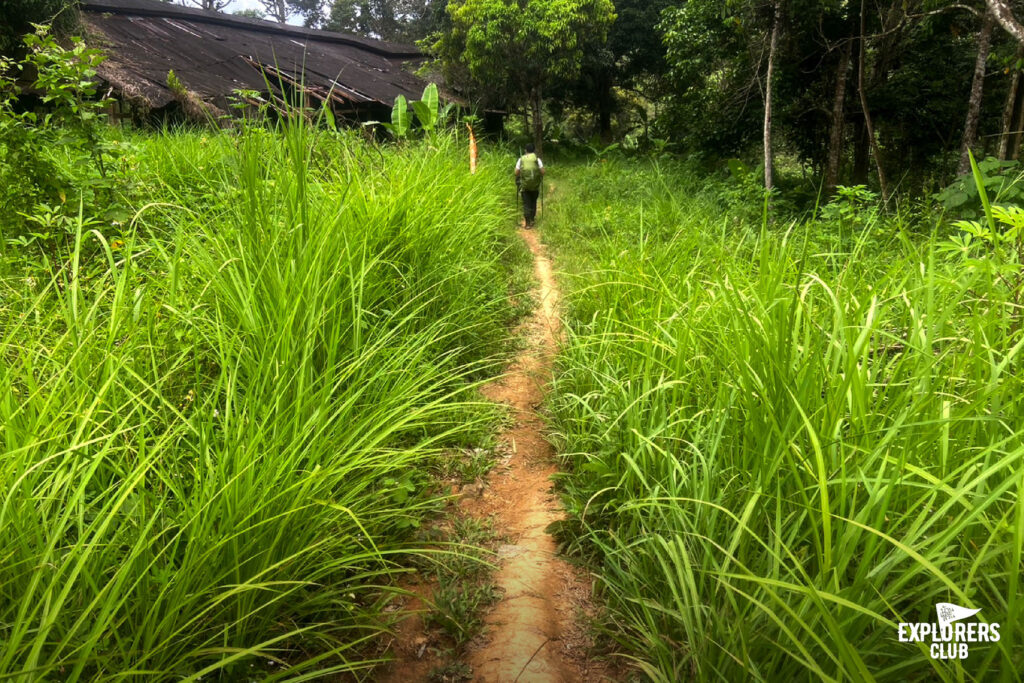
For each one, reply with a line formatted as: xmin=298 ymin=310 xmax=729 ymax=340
xmin=80 ymin=0 xmax=428 ymax=112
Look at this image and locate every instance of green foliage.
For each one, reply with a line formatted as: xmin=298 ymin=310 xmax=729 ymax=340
xmin=820 ymin=184 xmax=879 ymax=230
xmin=432 ymin=0 xmax=616 ymax=107
xmin=0 ymin=123 xmax=526 ymax=678
xmin=429 ymin=660 xmax=474 ymax=682
xmin=0 ymin=25 xmax=122 ymax=251
xmin=378 ymin=94 xmax=410 ymax=137
xmin=651 ymin=0 xmax=985 ymax=191
xmin=369 ymin=83 xmax=457 ymax=139
xmin=325 ymin=0 xmax=442 ymax=41
xmin=714 ymin=156 xmax=771 ymax=219
xmin=940 ymin=153 xmax=1024 ymax=327
xmin=544 ymin=158 xmax=1024 ymax=680
xmin=412 ymin=82 xmax=440 ymax=132
xmin=583 ymin=141 xmax=619 ymax=158
xmin=604 ymin=0 xmax=673 ymax=83
xmin=420 ymin=516 xmax=499 ymax=647
xmin=232 ymin=7 xmax=266 ymax=19
xmin=0 ymin=0 xmax=76 ymax=55
xmin=937 ymin=156 xmax=1024 ymax=219
xmin=425 ymin=580 xmax=501 ymax=646
xmin=658 ymin=0 xmax=752 ymax=154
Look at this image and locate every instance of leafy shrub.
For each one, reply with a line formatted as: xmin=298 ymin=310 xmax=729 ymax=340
xmin=711 ymin=157 xmax=773 ymax=221
xmin=0 ymin=25 xmax=121 ymax=253
xmin=819 ymin=184 xmax=878 ymax=230
xmin=936 ymin=156 xmax=1024 ymax=218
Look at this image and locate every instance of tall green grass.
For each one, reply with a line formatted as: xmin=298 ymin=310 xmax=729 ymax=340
xmin=0 ymin=121 xmax=522 ymax=678
xmin=545 ymin=159 xmax=1024 ymax=681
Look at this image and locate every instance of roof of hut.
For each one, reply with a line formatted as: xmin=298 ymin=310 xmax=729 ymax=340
xmin=80 ymin=0 xmax=428 ymax=111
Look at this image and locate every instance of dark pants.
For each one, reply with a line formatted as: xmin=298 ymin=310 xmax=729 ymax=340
xmin=521 ymin=189 xmax=539 ymax=226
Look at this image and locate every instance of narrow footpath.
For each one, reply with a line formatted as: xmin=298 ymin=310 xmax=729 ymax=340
xmin=460 ymin=227 xmax=610 ymax=682
xmin=381 ymin=226 xmax=613 ymax=682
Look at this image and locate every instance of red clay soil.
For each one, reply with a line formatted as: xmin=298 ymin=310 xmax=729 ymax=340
xmin=379 ymin=227 xmax=617 ymax=682
xmin=461 ymin=228 xmax=613 ymax=683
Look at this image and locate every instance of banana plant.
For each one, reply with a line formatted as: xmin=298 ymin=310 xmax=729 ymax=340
xmin=389 ymin=95 xmax=410 ymax=136
xmin=364 ymin=94 xmax=411 ymax=138
xmin=366 ymin=84 xmax=454 ymax=139
xmin=411 ymin=83 xmax=438 ymax=132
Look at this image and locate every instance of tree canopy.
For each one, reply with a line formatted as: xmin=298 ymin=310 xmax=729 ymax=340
xmin=433 ymin=0 xmax=615 ymax=152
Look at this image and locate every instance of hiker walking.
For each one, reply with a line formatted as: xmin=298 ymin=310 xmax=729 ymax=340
xmin=515 ymin=143 xmax=545 ymax=228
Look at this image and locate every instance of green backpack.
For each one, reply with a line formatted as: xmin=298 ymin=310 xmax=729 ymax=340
xmin=519 ymin=153 xmax=542 ymax=191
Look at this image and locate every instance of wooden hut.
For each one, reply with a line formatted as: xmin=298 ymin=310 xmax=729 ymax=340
xmin=80 ymin=0 xmax=429 ymax=123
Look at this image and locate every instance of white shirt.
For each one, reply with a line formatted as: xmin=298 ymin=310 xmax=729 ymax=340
xmin=515 ymin=156 xmax=544 ymax=171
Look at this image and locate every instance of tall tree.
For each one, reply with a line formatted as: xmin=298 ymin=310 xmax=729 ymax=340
xmin=326 ymin=0 xmax=438 ymax=41
xmin=958 ymin=8 xmax=996 ymax=175
xmin=857 ymin=0 xmax=888 ymax=200
xmin=580 ymin=0 xmax=673 ymax=142
xmin=434 ymin=0 xmax=615 ymax=155
xmin=825 ymin=37 xmax=852 ymax=193
xmin=326 ymin=0 xmax=360 ymax=32
xmin=987 ymin=0 xmax=1024 ymax=42
xmin=258 ymin=0 xmax=289 ymax=22
xmin=999 ymin=46 xmax=1024 ymax=159
xmin=240 ymin=0 xmax=324 ymax=24
xmin=289 ymin=0 xmax=326 ymax=26
xmin=181 ymin=0 xmax=232 ymax=11
xmin=660 ymin=0 xmax=780 ymax=158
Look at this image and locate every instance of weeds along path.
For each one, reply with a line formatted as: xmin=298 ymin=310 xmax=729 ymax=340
xmin=381 ymin=226 xmax=611 ymax=682
xmin=461 ymin=227 xmax=610 ymax=683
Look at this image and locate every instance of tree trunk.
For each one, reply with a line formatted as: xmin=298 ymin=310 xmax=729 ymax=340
xmin=532 ymin=86 xmax=544 ymax=157
xmin=599 ymin=107 xmax=612 ymax=144
xmin=598 ymin=91 xmax=613 ymax=145
xmin=596 ymin=67 xmax=614 ymax=144
xmin=1012 ymin=85 xmax=1024 ymax=159
xmin=858 ymin=0 xmax=889 ymax=201
xmin=764 ymin=0 xmax=781 ymax=192
xmin=826 ymin=38 xmax=852 ymax=193
xmin=258 ymin=0 xmax=287 ymax=22
xmin=852 ymin=119 xmax=869 ymax=184
xmin=958 ymin=9 xmax=996 ymax=176
xmin=986 ymin=0 xmax=1024 ymax=160
xmin=999 ymin=46 xmax=1024 ymax=159
xmin=987 ymin=0 xmax=1024 ymax=45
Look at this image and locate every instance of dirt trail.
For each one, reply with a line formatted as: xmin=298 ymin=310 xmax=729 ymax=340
xmin=380 ymin=227 xmax=613 ymax=683
xmin=460 ymin=228 xmax=610 ymax=682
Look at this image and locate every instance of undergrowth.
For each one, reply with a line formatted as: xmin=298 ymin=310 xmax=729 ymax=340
xmin=544 ymin=157 xmax=1024 ymax=681
xmin=0 ymin=120 xmax=524 ymax=679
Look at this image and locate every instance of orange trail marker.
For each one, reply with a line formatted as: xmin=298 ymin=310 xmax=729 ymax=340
xmin=467 ymin=123 xmax=478 ymax=174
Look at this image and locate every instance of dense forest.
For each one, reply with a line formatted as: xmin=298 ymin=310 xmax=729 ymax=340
xmin=2 ymin=0 xmax=1024 ymax=681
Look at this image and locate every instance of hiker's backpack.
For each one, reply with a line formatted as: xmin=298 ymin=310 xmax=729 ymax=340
xmin=519 ymin=153 xmax=542 ymax=191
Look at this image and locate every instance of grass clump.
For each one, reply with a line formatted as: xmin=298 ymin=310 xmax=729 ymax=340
xmin=544 ymin=157 xmax=1024 ymax=681
xmin=419 ymin=515 xmax=501 ymax=647
xmin=0 ymin=120 xmax=522 ymax=679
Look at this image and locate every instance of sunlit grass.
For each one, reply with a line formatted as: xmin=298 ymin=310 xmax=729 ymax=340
xmin=544 ymin=158 xmax=1024 ymax=681
xmin=0 ymin=121 xmax=522 ymax=679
